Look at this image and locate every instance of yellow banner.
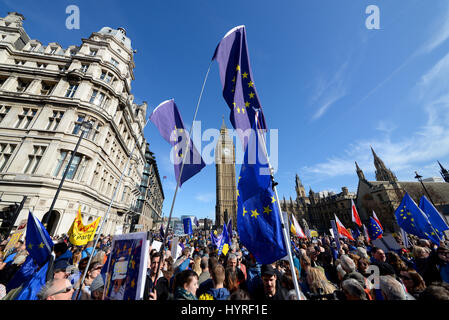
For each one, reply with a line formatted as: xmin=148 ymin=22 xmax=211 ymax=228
xmin=67 ymin=207 xmax=101 ymax=246
xmin=2 ymin=228 xmax=25 ymax=255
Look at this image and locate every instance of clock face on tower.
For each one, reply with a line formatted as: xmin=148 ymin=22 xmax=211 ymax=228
xmin=223 ymin=148 xmax=230 ymax=156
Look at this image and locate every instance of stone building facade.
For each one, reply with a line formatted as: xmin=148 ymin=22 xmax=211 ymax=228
xmin=0 ymin=12 xmax=160 ymax=236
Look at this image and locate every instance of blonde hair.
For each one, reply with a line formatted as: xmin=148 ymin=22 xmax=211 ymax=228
xmin=193 ymin=256 xmax=202 ymax=277
xmin=413 ymin=246 xmax=430 ymax=259
xmin=307 ymin=267 xmax=337 ymax=295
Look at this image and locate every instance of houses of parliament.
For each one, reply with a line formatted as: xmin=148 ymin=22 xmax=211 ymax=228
xmin=214 ymin=123 xmax=449 ymax=235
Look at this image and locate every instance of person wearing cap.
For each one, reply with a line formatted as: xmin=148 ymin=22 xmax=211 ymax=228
xmin=90 ymin=274 xmax=105 ymax=300
xmin=252 ymin=264 xmax=288 ymax=300
xmin=53 ymin=260 xmax=71 ymax=280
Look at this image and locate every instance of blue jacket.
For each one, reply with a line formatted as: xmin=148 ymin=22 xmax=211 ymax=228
xmin=55 ymin=249 xmax=73 ymax=264
xmin=206 ymin=287 xmax=230 ymax=300
xmin=81 ymin=247 xmax=96 ymax=260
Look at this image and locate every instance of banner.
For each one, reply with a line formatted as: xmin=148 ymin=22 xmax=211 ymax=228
xmin=2 ymin=225 xmax=26 ymax=256
xmin=67 ymin=208 xmax=101 ymax=246
xmin=103 ymin=232 xmax=149 ymax=300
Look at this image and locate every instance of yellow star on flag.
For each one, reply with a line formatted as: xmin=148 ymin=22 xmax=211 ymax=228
xmin=130 ymin=260 xmax=136 ymax=269
xmin=28 ymin=243 xmax=33 ymax=250
xmin=237 ymin=189 xmax=240 ymax=197
xmin=245 ymin=101 xmax=250 ymax=107
xmin=271 ymin=196 xmax=276 ymax=203
xmin=251 ymin=209 xmax=260 ymax=219
xmin=249 ymin=92 xmax=255 ymax=99
xmin=263 ymin=205 xmax=272 ymax=215
xmin=131 ymin=279 xmax=135 ymax=288
xmin=236 ymin=65 xmax=240 ymax=71
xmin=241 ymin=108 xmax=245 ymax=114
xmin=242 ymin=72 xmax=248 ymax=78
xmin=39 ymin=242 xmax=45 ymax=249
xmin=243 ymin=207 xmax=247 ymax=217
xmin=248 ymin=81 xmax=254 ymax=88
xmin=237 ymin=107 xmax=241 ymax=113
xmin=232 ymin=77 xmax=236 ymax=82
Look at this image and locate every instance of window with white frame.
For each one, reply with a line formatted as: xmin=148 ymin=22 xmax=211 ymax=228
xmin=15 ymin=108 xmax=37 ymax=129
xmin=53 ymin=150 xmax=89 ymax=180
xmin=80 ymin=64 xmax=89 ymax=73
xmin=99 ymin=70 xmax=113 ymax=84
xmin=0 ymin=105 xmax=11 ymax=124
xmin=23 ymin=145 xmax=46 ymax=174
xmin=89 ymin=89 xmax=106 ymax=107
xmin=89 ymin=49 xmax=98 ymax=56
xmin=110 ymin=57 xmax=119 ymax=67
xmin=65 ymin=83 xmax=78 ymax=98
xmin=0 ymin=143 xmax=17 ymax=172
xmin=46 ymin=110 xmax=64 ymax=131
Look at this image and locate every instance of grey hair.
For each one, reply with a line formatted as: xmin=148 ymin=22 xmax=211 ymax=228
xmin=37 ymin=279 xmax=57 ymax=300
xmin=340 ymin=255 xmax=356 ymax=273
xmin=336 ymin=264 xmax=346 ymax=279
xmin=379 ymin=275 xmax=406 ymax=300
xmin=341 ymin=278 xmax=367 ymax=300
xmin=228 ymin=253 xmax=237 ymax=261
xmin=356 ymin=247 xmax=369 ymax=259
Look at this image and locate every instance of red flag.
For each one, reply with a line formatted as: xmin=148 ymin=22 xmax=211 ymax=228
xmin=335 ymin=214 xmax=354 ymax=241
xmin=363 ymin=224 xmax=371 ymax=242
xmin=372 ymin=210 xmax=383 ymax=230
xmin=351 ymin=199 xmax=362 ymax=227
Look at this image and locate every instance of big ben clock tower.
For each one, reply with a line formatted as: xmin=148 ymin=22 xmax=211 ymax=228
xmin=215 ymin=118 xmax=237 ymax=228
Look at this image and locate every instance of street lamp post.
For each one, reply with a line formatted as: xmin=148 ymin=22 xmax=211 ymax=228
xmin=43 ymin=120 xmax=93 ymax=227
xmin=414 ymin=171 xmax=436 ymax=207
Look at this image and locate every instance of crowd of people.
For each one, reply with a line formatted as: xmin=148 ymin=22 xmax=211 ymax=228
xmin=1 ymin=229 xmax=449 ymax=300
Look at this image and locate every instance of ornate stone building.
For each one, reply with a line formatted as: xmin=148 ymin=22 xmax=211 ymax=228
xmin=215 ymin=119 xmax=237 ymax=228
xmin=130 ymin=144 xmax=164 ymax=232
xmin=356 ymin=148 xmax=449 ymax=233
xmin=0 ymin=12 xmax=161 ymax=236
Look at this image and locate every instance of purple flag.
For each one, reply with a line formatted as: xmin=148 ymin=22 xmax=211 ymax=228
xmin=212 ymin=25 xmax=267 ymax=149
xmin=149 ymin=99 xmax=205 ymax=186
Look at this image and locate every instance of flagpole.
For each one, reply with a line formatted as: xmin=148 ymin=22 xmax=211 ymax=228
xmin=254 ymin=112 xmax=304 ymax=300
xmin=75 ymin=118 xmax=150 ymax=300
xmin=151 ymin=61 xmax=212 ymax=293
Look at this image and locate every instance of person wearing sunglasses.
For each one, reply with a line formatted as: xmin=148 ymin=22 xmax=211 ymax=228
xmin=399 ymin=269 xmax=426 ymax=299
xmin=38 ymin=278 xmax=74 ymax=300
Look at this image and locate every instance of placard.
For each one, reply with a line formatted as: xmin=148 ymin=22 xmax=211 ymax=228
xmin=103 ymin=232 xmax=149 ymax=300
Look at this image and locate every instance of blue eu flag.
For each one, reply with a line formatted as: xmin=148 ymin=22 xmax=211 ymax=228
xmin=217 ymin=222 xmax=231 ymax=256
xmin=367 ymin=217 xmax=383 ymax=240
xmin=212 ymin=25 xmax=267 ymax=149
xmin=395 ymin=193 xmax=440 ymax=245
xmin=236 ymin=117 xmax=287 ymax=264
xmin=183 ymin=218 xmax=193 ymax=235
xmin=26 ymin=211 xmax=54 ymax=267
xmin=419 ymin=195 xmax=449 ymax=240
xmin=351 ymin=228 xmax=361 ymax=240
xmin=149 ymin=99 xmax=205 ymax=187
xmin=15 ymin=261 xmax=49 ymax=300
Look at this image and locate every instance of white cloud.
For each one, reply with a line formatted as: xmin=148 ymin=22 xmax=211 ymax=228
xmin=301 ymin=49 xmax=449 ymax=184
xmin=419 ymin=2 xmax=449 ymax=54
xmin=310 ymin=61 xmax=349 ymax=120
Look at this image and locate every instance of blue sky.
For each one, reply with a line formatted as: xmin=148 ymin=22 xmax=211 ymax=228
xmin=2 ymin=0 xmax=449 ymax=222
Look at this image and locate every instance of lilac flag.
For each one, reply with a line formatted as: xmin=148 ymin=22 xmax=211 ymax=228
xmin=212 ymin=25 xmax=267 ymax=149
xmin=149 ymin=99 xmax=205 ymax=186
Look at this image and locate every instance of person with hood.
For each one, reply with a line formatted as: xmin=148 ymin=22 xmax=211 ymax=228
xmin=199 ymin=264 xmax=230 ymax=300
